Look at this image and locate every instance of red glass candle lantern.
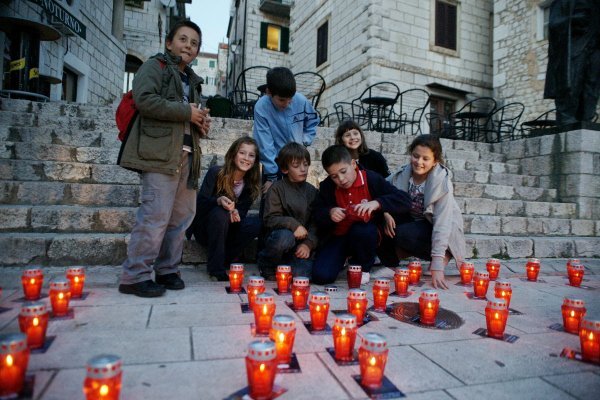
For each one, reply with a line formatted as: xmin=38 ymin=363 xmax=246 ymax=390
xmin=18 ymin=302 xmax=49 ymax=349
xmin=228 ymin=263 xmax=244 ymax=293
xmin=66 ymin=267 xmax=86 ymax=298
xmin=275 ymin=265 xmax=292 ymax=293
xmin=393 ymin=267 xmax=409 ymax=295
xmin=408 ymin=261 xmax=422 ymax=285
xmin=567 ymin=263 xmax=585 ymax=287
xmin=21 ymin=268 xmax=43 ymax=301
xmin=247 ymin=276 xmax=265 ymax=311
xmin=269 ymin=315 xmax=296 ymax=364
xmin=494 ymin=279 xmax=513 ymax=308
xmin=291 ymin=276 xmax=310 ymax=310
xmin=473 ymin=270 xmax=490 ymax=299
xmin=419 ymin=289 xmax=440 ymax=326
xmin=347 ymin=289 xmax=368 ymax=326
xmin=83 ymin=354 xmax=122 ymax=400
xmin=49 ymin=278 xmax=71 ymax=317
xmin=372 ymin=278 xmax=390 ymax=312
xmin=579 ymin=318 xmax=600 ymax=363
xmin=459 ymin=262 xmax=475 ymax=284
xmin=485 ymin=298 xmax=509 ymax=339
xmin=245 ymin=340 xmax=278 ymax=400
xmin=332 ymin=314 xmax=357 ymax=361
xmin=525 ymin=258 xmax=541 ymax=281
xmin=309 ymin=292 xmax=330 ymax=331
xmin=347 ymin=265 xmax=362 ymax=289
xmin=253 ymin=294 xmax=276 ymax=335
xmin=486 ymin=258 xmax=501 ymax=280
xmin=566 ymin=258 xmax=580 ymax=270
xmin=561 ymin=298 xmax=586 ymax=334
xmin=0 ymin=333 xmax=30 ymax=399
xmin=358 ymin=333 xmax=388 ymax=389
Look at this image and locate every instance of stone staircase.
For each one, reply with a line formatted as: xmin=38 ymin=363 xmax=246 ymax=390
xmin=0 ymin=98 xmax=598 ymax=266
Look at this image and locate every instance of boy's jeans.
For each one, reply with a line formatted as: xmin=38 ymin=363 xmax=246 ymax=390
xmin=257 ymin=229 xmax=313 ymax=277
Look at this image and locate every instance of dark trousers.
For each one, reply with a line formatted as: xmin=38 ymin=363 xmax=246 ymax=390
xmin=377 ymin=218 xmax=433 ymax=268
xmin=257 ymin=229 xmax=313 ymax=277
xmin=312 ymin=222 xmax=378 ymax=285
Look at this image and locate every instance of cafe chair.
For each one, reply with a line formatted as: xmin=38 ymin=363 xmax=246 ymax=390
xmin=426 ymin=112 xmax=447 ymax=136
xmin=484 ymin=102 xmax=525 ymax=142
xmin=294 ymin=71 xmax=326 ymax=110
xmin=396 ymin=88 xmax=430 ymax=135
xmin=333 ymin=101 xmax=370 ymax=129
xmin=229 ymin=90 xmax=260 ymax=120
xmin=448 ymin=97 xmax=497 ymax=141
xmin=352 ymin=81 xmax=401 ymax=132
xmin=519 ymin=108 xmax=556 ymax=138
xmin=230 ymin=65 xmax=270 ymax=119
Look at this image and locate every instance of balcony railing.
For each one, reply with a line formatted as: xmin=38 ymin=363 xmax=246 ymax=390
xmin=259 ymin=0 xmax=292 ymax=18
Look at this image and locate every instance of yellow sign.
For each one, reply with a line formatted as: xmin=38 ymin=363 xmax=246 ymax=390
xmin=9 ymin=58 xmax=26 ymax=72
xmin=29 ymin=68 xmax=40 ymax=79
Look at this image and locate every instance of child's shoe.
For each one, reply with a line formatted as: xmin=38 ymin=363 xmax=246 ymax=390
xmin=361 ymin=272 xmax=370 ymax=285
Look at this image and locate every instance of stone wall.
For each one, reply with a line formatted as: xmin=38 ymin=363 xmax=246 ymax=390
xmin=123 ymin=0 xmax=169 ymax=63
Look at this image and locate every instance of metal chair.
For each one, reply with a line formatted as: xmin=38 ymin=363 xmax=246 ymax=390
xmin=520 ymin=109 xmax=556 ymax=137
xmin=425 ymin=112 xmax=446 ymax=136
xmin=396 ymin=88 xmax=430 ymax=135
xmin=332 ymin=101 xmax=370 ymax=129
xmin=294 ymin=71 xmax=326 ymax=110
xmin=229 ymin=66 xmax=270 ymax=119
xmin=484 ymin=102 xmax=525 ymax=142
xmin=447 ymin=97 xmax=497 ymax=141
xmin=352 ymin=82 xmax=400 ymax=132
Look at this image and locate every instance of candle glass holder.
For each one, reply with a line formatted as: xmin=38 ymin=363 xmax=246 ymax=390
xmin=561 ymin=298 xmax=586 ymax=334
xmin=247 ymin=276 xmax=265 ymax=311
xmin=347 ymin=265 xmax=362 ymax=289
xmin=275 ymin=265 xmax=292 ymax=293
xmin=291 ymin=277 xmax=310 ymax=310
xmin=372 ymin=279 xmax=390 ymax=312
xmin=21 ymin=268 xmax=43 ymax=301
xmin=473 ymin=271 xmax=490 ymax=299
xmin=567 ymin=263 xmax=585 ymax=287
xmin=579 ymin=319 xmax=600 ymax=363
xmin=419 ymin=289 xmax=440 ymax=325
xmin=566 ymin=258 xmax=580 ymax=270
xmin=485 ymin=298 xmax=509 ymax=339
xmin=18 ymin=302 xmax=49 ymax=349
xmin=459 ymin=262 xmax=475 ymax=284
xmin=332 ymin=314 xmax=357 ymax=361
xmin=66 ymin=267 xmax=86 ymax=298
xmin=358 ymin=333 xmax=388 ymax=389
xmin=0 ymin=333 xmax=30 ymax=399
xmin=246 ymin=341 xmax=278 ymax=400
xmin=83 ymin=354 xmax=122 ymax=400
xmin=253 ymin=294 xmax=276 ymax=335
xmin=526 ymin=258 xmax=541 ymax=281
xmin=49 ymin=278 xmax=71 ymax=317
xmin=408 ymin=261 xmax=422 ymax=285
xmin=308 ymin=292 xmax=330 ymax=331
xmin=347 ymin=289 xmax=368 ymax=326
xmin=494 ymin=280 xmax=513 ymax=308
xmin=486 ymin=258 xmax=501 ymax=280
xmin=228 ymin=264 xmax=244 ymax=293
xmin=393 ymin=268 xmax=409 ymax=295
xmin=269 ymin=315 xmax=296 ymax=364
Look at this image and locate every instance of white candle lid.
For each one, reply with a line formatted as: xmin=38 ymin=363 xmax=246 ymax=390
xmin=486 ymin=297 xmax=508 ymax=310
xmin=310 ymin=291 xmax=330 ymax=304
xmin=408 ymin=261 xmax=422 ymax=268
xmin=569 ymin=264 xmax=585 ymax=271
xmin=487 ymin=258 xmax=500 ymax=265
xmin=23 ymin=268 xmax=43 ymax=277
xmin=460 ymin=262 xmax=474 ymax=270
xmin=324 ymin=285 xmax=338 ymax=293
xmin=230 ymin=263 xmax=244 ymax=272
xmin=474 ymin=270 xmax=489 ymax=280
xmin=580 ymin=318 xmax=600 ymax=331
xmin=563 ymin=297 xmax=585 ymax=308
xmin=334 ymin=313 xmax=357 ymax=328
xmin=86 ymin=354 xmax=122 ymax=379
xmin=66 ymin=266 xmax=85 ymax=275
xmin=567 ymin=258 xmax=580 ymax=266
xmin=360 ymin=332 xmax=387 ymax=352
xmin=527 ymin=258 xmax=540 ymax=264
xmin=347 ymin=288 xmax=367 ymax=300
xmin=272 ymin=315 xmax=296 ymax=331
xmin=373 ymin=278 xmax=391 ymax=288
xmin=292 ymin=276 xmax=310 ymax=286
xmin=420 ymin=289 xmax=438 ymax=300
xmin=50 ymin=278 xmax=70 ymax=291
xmin=255 ymin=293 xmax=274 ymax=305
xmin=348 ymin=265 xmax=362 ymax=272
xmin=495 ymin=279 xmax=512 ymax=290
xmin=276 ymin=265 xmax=291 ymax=273
xmin=248 ymin=276 xmax=265 ymax=286
xmin=394 ymin=267 xmax=410 ymax=276
xmin=0 ymin=333 xmax=28 ymax=354
xmin=20 ymin=301 xmax=48 ymax=316
xmin=247 ymin=340 xmax=277 ymax=361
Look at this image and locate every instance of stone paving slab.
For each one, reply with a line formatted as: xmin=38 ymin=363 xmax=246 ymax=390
xmin=541 ymin=371 xmax=600 ymax=400
xmin=446 ymin=377 xmax=576 ymax=400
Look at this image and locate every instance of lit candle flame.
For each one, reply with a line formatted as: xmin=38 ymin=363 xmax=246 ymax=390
xmin=570 ymin=310 xmax=575 ymax=317
xmin=262 ymin=305 xmax=268 ymax=315
xmin=74 ymin=276 xmax=80 ymax=283
xmin=5 ymin=354 xmax=13 ymax=367
xmin=259 ymin=363 xmax=265 ymax=372
xmin=479 ymin=280 xmax=484 ymax=285
xmin=530 ymin=267 xmax=534 ymax=271
xmin=369 ymin=356 xmax=376 ymax=366
xmin=58 ymin=292 xmax=64 ymax=300
xmin=341 ymin=327 xmax=346 ymax=336
xmin=378 ymin=290 xmax=383 ymax=295
xmin=278 ymin=332 xmax=285 ymax=342
xmin=316 ymin=305 xmax=321 ymax=312
xmin=501 ymin=291 xmax=506 ymax=296
xmin=232 ymin=273 xmax=237 ymax=279
xmin=30 ymin=278 xmax=35 ymax=285
xmin=494 ymin=312 xmax=499 ymax=319
xmin=427 ymin=302 xmax=432 ymax=309
xmin=355 ymin=303 xmax=361 ymax=309
xmin=33 ymin=317 xmax=39 ymax=327
xmin=99 ymin=384 xmax=109 ymax=396
xmin=590 ymin=332 xmax=594 ymax=340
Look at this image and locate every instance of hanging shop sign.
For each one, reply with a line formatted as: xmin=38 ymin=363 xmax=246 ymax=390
xmin=28 ymin=0 xmax=87 ymax=40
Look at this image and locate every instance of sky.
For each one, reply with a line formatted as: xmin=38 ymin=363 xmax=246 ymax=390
xmin=186 ymin=1 xmax=231 ymax=54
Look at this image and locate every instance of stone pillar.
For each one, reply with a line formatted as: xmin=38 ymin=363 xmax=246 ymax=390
xmin=112 ymin=0 xmax=125 ymax=41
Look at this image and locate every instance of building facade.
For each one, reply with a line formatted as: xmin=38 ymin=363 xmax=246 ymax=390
xmin=192 ymin=51 xmax=219 ymax=97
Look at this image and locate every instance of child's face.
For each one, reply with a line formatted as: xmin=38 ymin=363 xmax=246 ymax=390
xmin=234 ymin=143 xmax=257 ymax=174
xmin=340 ymin=129 xmax=362 ymax=152
xmin=270 ymin=95 xmax=293 ymax=111
xmin=410 ymin=145 xmax=437 ymax=180
xmin=282 ymin=158 xmax=309 ymax=183
xmin=326 ymin=160 xmax=357 ymax=189
xmin=166 ymin=27 xmax=200 ymax=67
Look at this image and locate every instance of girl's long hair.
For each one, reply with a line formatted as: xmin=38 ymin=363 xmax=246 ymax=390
xmin=334 ymin=120 xmax=369 ymax=155
xmin=216 ymin=136 xmax=261 ymax=201
xmin=408 ymin=134 xmax=445 ymax=165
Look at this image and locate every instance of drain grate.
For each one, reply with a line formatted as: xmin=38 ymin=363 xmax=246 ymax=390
xmin=387 ymin=302 xmax=464 ymax=330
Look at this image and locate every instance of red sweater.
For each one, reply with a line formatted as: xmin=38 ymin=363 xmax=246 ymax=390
xmin=333 ymin=169 xmax=374 ymax=235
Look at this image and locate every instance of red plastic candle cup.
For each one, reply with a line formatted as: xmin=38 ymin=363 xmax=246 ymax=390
xmin=579 ymin=318 xmax=600 ymax=364
xmin=526 ymin=258 xmax=541 ymax=281
xmin=407 ymin=261 xmax=422 ymax=285
xmin=66 ymin=267 xmax=86 ymax=298
xmin=269 ymin=315 xmax=296 ymax=364
xmin=332 ymin=313 xmax=357 ymax=361
xmin=562 ymin=298 xmax=586 ymax=334
xmin=485 ymin=298 xmax=509 ymax=339
xmin=347 ymin=289 xmax=368 ymax=326
xmin=253 ymin=294 xmax=276 ymax=335
xmin=358 ymin=332 xmax=388 ymax=389
xmin=49 ymin=278 xmax=71 ymax=317
xmin=309 ymin=292 xmax=330 ymax=331
xmin=419 ymin=289 xmax=440 ymax=325
xmin=486 ymin=258 xmax=501 ymax=280
xmin=567 ymin=263 xmax=585 ymax=287
xmin=21 ymin=268 xmax=43 ymax=301
xmin=291 ymin=276 xmax=310 ymax=310
xmin=473 ymin=270 xmax=490 ymax=299
xmin=347 ymin=265 xmax=362 ymax=289
xmin=228 ymin=263 xmax=244 ymax=293
xmin=393 ymin=267 xmax=410 ymax=295
xmin=459 ymin=262 xmax=475 ymax=284
xmin=247 ymin=276 xmax=265 ymax=311
xmin=245 ymin=340 xmax=278 ymax=400
xmin=275 ymin=265 xmax=292 ymax=293
xmin=18 ymin=302 xmax=49 ymax=349
xmin=0 ymin=333 xmax=30 ymax=399
xmin=372 ymin=278 xmax=390 ymax=312
xmin=494 ymin=279 xmax=513 ymax=309
xmin=83 ymin=354 xmax=122 ymax=400
xmin=566 ymin=258 xmax=580 ymax=270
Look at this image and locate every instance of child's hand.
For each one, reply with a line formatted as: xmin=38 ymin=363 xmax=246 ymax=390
xmin=217 ymin=196 xmax=235 ymax=211
xmin=229 ymin=209 xmax=241 ymax=223
xmin=383 ymin=212 xmax=396 ymax=238
xmin=431 ymin=270 xmax=448 ymax=290
xmin=190 ymin=104 xmax=211 ymax=135
xmin=353 ymin=200 xmax=380 ymax=217
xmin=295 ymin=244 xmax=310 ymax=259
xmin=293 ymin=225 xmax=308 ymax=240
xmin=330 ymin=207 xmax=347 ymax=222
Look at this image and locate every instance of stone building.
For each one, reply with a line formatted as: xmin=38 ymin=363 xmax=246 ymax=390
xmin=192 ymin=51 xmax=219 ymax=97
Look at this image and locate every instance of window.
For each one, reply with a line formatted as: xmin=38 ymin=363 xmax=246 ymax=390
xmin=125 ymin=0 xmax=144 ymax=9
xmin=537 ymin=1 xmax=552 ymax=41
xmin=62 ymin=67 xmax=78 ymax=102
xmin=209 ymin=60 xmax=216 ymax=68
xmin=429 ymin=96 xmax=455 ymax=132
xmin=260 ymin=22 xmax=289 ymax=52
xmin=434 ymin=0 xmax=457 ymax=50
xmin=316 ymin=20 xmax=328 ymax=67
xmin=123 ymin=55 xmax=142 ymax=93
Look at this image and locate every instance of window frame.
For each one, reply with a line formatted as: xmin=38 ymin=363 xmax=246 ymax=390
xmin=259 ymin=22 xmax=289 ymax=53
xmin=536 ymin=0 xmax=553 ymax=41
xmin=316 ymin=19 xmax=329 ymax=68
xmin=430 ymin=0 xmax=460 ymax=57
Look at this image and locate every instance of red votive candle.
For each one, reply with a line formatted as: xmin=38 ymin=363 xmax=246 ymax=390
xmin=473 ymin=270 xmax=490 ymax=299
xmin=494 ymin=279 xmax=513 ymax=308
xmin=66 ymin=267 xmax=86 ymax=298
xmin=408 ymin=261 xmax=422 ymax=285
xmin=393 ymin=267 xmax=410 ymax=295
xmin=459 ymin=262 xmax=475 ymax=284
xmin=347 ymin=289 xmax=368 ymax=326
xmin=246 ymin=340 xmax=278 ymax=400
xmin=561 ymin=298 xmax=586 ymax=334
xmin=21 ymin=268 xmax=43 ymax=300
xmin=526 ymin=258 xmax=541 ymax=281
xmin=253 ymin=293 xmax=276 ymax=335
xmin=247 ymin=276 xmax=265 ymax=311
xmin=347 ymin=265 xmax=362 ymax=289
xmin=579 ymin=318 xmax=600 ymax=364
xmin=332 ymin=313 xmax=357 ymax=361
xmin=486 ymin=258 xmax=501 ymax=280
xmin=291 ymin=276 xmax=310 ymax=310
xmin=309 ymin=292 xmax=330 ymax=331
xmin=0 ymin=333 xmax=30 ymax=399
xmin=228 ymin=263 xmax=244 ymax=293
xmin=83 ymin=354 xmax=122 ymax=400
xmin=358 ymin=332 xmax=388 ymax=389
xmin=18 ymin=302 xmax=49 ymax=349
xmin=566 ymin=258 xmax=580 ymax=270
xmin=419 ymin=289 xmax=440 ymax=325
xmin=275 ymin=265 xmax=292 ymax=293
xmin=269 ymin=315 xmax=296 ymax=364
xmin=372 ymin=278 xmax=390 ymax=312
xmin=485 ymin=298 xmax=509 ymax=339
xmin=567 ymin=263 xmax=585 ymax=287
xmin=49 ymin=278 xmax=71 ymax=317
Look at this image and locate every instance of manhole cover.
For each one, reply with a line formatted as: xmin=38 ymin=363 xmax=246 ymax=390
xmin=387 ymin=302 xmax=464 ymax=330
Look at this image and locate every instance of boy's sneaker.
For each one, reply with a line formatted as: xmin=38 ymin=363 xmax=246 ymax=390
xmin=118 ymin=280 xmax=165 ymax=297
xmin=361 ymin=272 xmax=370 ymax=285
xmin=155 ymin=273 xmax=185 ymax=290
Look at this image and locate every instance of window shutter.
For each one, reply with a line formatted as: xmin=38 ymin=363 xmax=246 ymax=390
xmin=435 ymin=1 xmax=457 ymax=50
xmin=447 ymin=5 xmax=457 ymax=50
xmin=435 ymin=2 xmax=445 ymax=47
xmin=260 ymin=22 xmax=268 ymax=49
xmin=281 ymin=27 xmax=289 ymax=53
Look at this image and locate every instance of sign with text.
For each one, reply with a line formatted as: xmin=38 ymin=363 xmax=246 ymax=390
xmin=28 ymin=0 xmax=87 ymax=40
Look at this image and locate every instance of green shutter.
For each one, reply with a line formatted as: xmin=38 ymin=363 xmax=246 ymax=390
xmin=281 ymin=27 xmax=289 ymax=53
xmin=260 ymin=22 xmax=268 ymax=49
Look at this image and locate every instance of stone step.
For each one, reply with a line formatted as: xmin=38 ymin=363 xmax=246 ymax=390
xmin=454 ymin=182 xmax=557 ymax=202
xmin=462 ymin=215 xmax=598 ymax=236
xmin=452 ymin=170 xmax=539 ymax=187
xmin=2 ymin=126 xmax=116 ymax=148
xmin=0 ymin=98 xmax=114 ymax=119
xmin=457 ymin=197 xmax=578 ymax=219
xmin=447 ymin=159 xmax=521 ymax=174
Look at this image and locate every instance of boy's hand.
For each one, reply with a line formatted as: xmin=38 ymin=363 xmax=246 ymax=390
xmin=295 ymin=243 xmax=310 ymax=259
xmin=190 ymin=104 xmax=211 ymax=136
xmin=217 ymin=196 xmax=235 ymax=211
xmin=230 ymin=209 xmax=241 ymax=223
xmin=353 ymin=201 xmax=380 ymax=217
xmin=262 ymin=180 xmax=274 ymax=194
xmin=293 ymin=225 xmax=308 ymax=240
xmin=383 ymin=212 xmax=396 ymax=238
xmin=330 ymin=207 xmax=347 ymax=222
xmin=431 ymin=270 xmax=448 ymax=290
